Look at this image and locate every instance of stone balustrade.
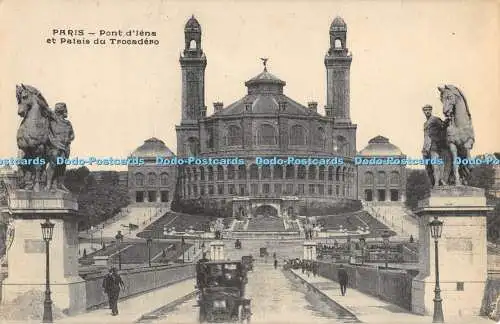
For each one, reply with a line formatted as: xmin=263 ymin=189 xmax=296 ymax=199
xmin=315 ymin=261 xmax=417 ymax=310
xmin=83 ymin=263 xmax=195 ymax=309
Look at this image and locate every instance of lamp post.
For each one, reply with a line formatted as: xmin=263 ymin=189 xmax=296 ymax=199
xmin=181 ymin=235 xmax=185 ymax=263
xmin=381 ymin=231 xmax=390 ymax=269
xmin=115 ymin=231 xmax=124 ymax=270
xmin=146 ymin=237 xmax=152 ymax=267
xmin=429 ymin=217 xmax=444 ymax=323
xmin=359 ymin=237 xmax=366 ymax=265
xmin=90 ymin=225 xmax=94 ymax=250
xmin=41 ymin=218 xmax=55 ymax=323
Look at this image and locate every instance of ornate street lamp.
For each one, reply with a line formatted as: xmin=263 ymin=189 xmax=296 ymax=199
xmin=146 ymin=237 xmax=153 ymax=267
xmin=41 ymin=218 xmax=55 ymax=323
xmin=381 ymin=231 xmax=390 ymax=269
xmin=115 ymin=231 xmax=124 ymax=270
xmin=429 ymin=217 xmax=444 ymax=323
xmin=359 ymin=237 xmax=366 ymax=265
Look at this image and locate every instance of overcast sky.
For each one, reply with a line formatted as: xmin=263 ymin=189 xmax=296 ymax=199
xmin=0 ymin=0 xmax=498 ymax=171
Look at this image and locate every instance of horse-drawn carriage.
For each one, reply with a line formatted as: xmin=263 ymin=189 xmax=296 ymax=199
xmin=196 ymin=260 xmax=252 ymax=323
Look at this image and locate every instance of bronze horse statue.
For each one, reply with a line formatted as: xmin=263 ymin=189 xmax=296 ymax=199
xmin=16 ymin=84 xmax=52 ymax=191
xmin=438 ymin=84 xmax=475 ymax=186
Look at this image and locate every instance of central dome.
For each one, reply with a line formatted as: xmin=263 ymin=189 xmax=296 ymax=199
xmin=359 ymin=135 xmax=403 ymax=156
xmin=213 ymin=66 xmax=318 ymax=117
xmin=130 ymin=137 xmax=175 ymax=159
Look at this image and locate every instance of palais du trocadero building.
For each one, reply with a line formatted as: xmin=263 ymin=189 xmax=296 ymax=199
xmin=127 ymin=16 xmax=407 ymax=216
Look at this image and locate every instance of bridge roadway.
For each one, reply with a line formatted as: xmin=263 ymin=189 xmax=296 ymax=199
xmin=144 ymin=240 xmax=358 ymax=324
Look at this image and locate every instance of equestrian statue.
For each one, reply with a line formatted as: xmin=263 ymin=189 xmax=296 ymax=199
xmin=422 ymin=84 xmax=475 ymax=187
xmin=16 ymin=84 xmax=74 ymax=192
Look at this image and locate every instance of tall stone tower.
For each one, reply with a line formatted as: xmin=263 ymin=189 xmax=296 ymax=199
xmin=180 ymin=15 xmax=207 ymax=123
xmin=325 ymin=16 xmax=352 ymax=124
xmin=176 ymin=15 xmax=206 ymax=157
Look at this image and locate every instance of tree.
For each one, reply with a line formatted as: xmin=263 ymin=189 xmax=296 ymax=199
xmin=468 ymin=164 xmax=495 ymax=196
xmin=405 ymin=169 xmax=431 ymax=210
xmin=64 ymin=168 xmax=129 ymax=231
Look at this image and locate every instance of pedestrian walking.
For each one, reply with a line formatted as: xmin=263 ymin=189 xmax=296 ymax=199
xmin=338 ymin=264 xmax=348 ymax=296
xmin=274 ymin=259 xmax=278 ymax=269
xmin=102 ymin=267 xmax=125 ymax=316
xmin=312 ymin=262 xmax=318 ymax=277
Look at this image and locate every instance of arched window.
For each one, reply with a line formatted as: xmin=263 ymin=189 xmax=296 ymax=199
xmin=217 ymin=165 xmax=224 ymax=180
xmin=192 ymin=169 xmax=197 ymax=181
xmin=290 ymin=125 xmax=306 ymax=145
xmin=286 ymin=165 xmax=295 ymax=179
xmin=147 ymin=172 xmax=156 ymax=186
xmin=200 ymin=167 xmax=205 ymax=181
xmin=335 ymin=136 xmax=347 ymax=155
xmin=377 ymin=171 xmax=387 ymax=185
xmin=258 ymin=124 xmax=277 ymax=145
xmin=315 ymin=127 xmax=326 ymax=149
xmin=342 ymin=167 xmax=346 ymax=182
xmin=186 ymin=168 xmax=191 ymax=181
xmin=238 ymin=165 xmax=247 ymax=180
xmin=227 ymin=125 xmax=242 ymax=146
xmin=186 ymin=137 xmax=200 ymax=156
xmin=364 ymin=172 xmax=374 ymax=185
xmin=297 ymin=165 xmax=306 ymax=179
xmin=390 ymin=171 xmax=400 ymax=185
xmin=262 ymin=165 xmax=271 ymax=179
xmin=336 ymin=166 xmax=342 ymax=181
xmin=273 ymin=165 xmax=283 ymax=179
xmin=135 ymin=173 xmax=144 ymax=186
xmin=308 ymin=166 xmax=317 ymax=180
xmin=335 ymin=38 xmax=342 ymax=49
xmin=250 ymin=164 xmax=259 ymax=179
xmin=319 ymin=166 xmax=325 ymax=180
xmin=206 ymin=127 xmax=215 ymax=148
xmin=207 ymin=166 xmax=214 ymax=181
xmin=160 ymin=173 xmax=169 ymax=186
xmin=227 ymin=165 xmax=235 ymax=180
xmin=190 ymin=39 xmax=197 ymax=49
xmin=328 ymin=166 xmax=334 ymax=180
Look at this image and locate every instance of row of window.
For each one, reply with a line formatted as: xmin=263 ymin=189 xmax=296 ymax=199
xmin=135 ymin=190 xmax=170 ymax=203
xmin=364 ymin=189 xmax=400 ymax=202
xmin=186 ymin=129 xmax=351 ymax=155
xmin=207 ymin=124 xmax=336 ymax=147
xmin=181 ymin=165 xmax=356 ymax=182
xmin=182 ymin=183 xmax=353 ymax=198
xmin=134 ymin=172 xmax=170 ymax=187
xmin=363 ymin=171 xmax=401 ymax=186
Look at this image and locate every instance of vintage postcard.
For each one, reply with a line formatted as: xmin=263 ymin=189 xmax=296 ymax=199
xmin=0 ymin=0 xmax=499 ymax=323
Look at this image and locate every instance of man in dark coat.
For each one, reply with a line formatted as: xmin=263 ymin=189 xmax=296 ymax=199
xmin=102 ymin=267 xmax=125 ymax=316
xmin=338 ymin=264 xmax=348 ymax=296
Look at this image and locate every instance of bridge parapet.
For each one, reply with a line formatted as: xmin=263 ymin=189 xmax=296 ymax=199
xmin=83 ymin=263 xmax=195 ymax=309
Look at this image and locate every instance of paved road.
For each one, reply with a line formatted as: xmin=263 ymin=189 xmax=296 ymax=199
xmin=146 ymin=244 xmax=357 ymax=324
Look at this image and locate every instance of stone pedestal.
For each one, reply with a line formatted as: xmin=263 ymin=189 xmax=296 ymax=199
xmin=1 ymin=190 xmax=86 ymax=315
xmin=303 ymin=240 xmax=317 ymax=260
xmin=210 ymin=240 xmax=225 ymax=261
xmin=411 ymin=186 xmax=492 ymax=318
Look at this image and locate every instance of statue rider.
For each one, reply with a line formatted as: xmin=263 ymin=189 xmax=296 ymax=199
xmin=422 ymin=105 xmax=447 ymax=187
xmin=46 ymin=102 xmax=74 ymax=191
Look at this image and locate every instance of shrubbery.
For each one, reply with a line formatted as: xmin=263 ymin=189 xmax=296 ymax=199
xmin=298 ymin=199 xmax=362 ymax=216
xmin=64 ymin=167 xmax=130 ymax=231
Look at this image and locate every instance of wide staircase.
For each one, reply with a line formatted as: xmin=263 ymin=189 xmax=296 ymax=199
xmin=363 ymin=202 xmax=419 ymax=239
xmin=247 ymin=216 xmax=286 ymax=231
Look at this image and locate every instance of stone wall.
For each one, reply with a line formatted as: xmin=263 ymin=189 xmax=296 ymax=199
xmin=83 ymin=263 xmax=195 ymax=309
xmin=480 ymin=277 xmax=500 ymax=320
xmin=316 ymin=261 xmax=417 ymax=310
